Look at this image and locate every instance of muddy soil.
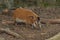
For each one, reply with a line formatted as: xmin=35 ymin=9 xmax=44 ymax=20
xmin=0 ymin=7 xmax=60 ymax=40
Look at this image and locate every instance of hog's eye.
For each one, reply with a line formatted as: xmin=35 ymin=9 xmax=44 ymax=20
xmin=29 ymin=16 xmax=34 ymax=19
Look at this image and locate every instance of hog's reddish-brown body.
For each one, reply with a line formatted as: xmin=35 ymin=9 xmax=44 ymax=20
xmin=13 ymin=8 xmax=39 ymax=24
xmin=12 ymin=8 xmax=41 ymax=28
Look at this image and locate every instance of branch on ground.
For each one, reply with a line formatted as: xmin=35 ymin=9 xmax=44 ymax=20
xmin=0 ymin=28 xmax=25 ymax=40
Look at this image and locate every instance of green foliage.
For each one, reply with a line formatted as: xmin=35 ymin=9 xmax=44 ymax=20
xmin=34 ymin=1 xmax=37 ymax=6
xmin=0 ymin=4 xmax=7 ymax=9
xmin=56 ymin=0 xmax=60 ymax=6
xmin=21 ymin=0 xmax=26 ymax=2
xmin=1 ymin=0 xmax=60 ymax=8
xmin=43 ymin=2 xmax=49 ymax=7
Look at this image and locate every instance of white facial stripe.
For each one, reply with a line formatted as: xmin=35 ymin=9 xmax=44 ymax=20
xmin=35 ymin=21 xmax=38 ymax=24
xmin=38 ymin=21 xmax=41 ymax=28
xmin=35 ymin=20 xmax=41 ymax=28
xmin=34 ymin=23 xmax=36 ymax=26
xmin=32 ymin=21 xmax=38 ymax=28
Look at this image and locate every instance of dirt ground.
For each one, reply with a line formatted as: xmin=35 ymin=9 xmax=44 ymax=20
xmin=0 ymin=7 xmax=60 ymax=40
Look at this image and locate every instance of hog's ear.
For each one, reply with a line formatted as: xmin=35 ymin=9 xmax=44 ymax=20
xmin=29 ymin=16 xmax=34 ymax=19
